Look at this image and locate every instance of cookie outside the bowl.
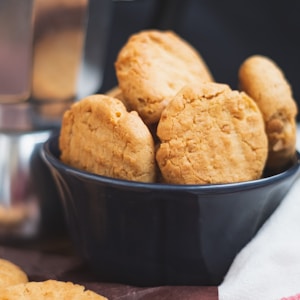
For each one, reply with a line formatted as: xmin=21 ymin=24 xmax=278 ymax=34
xmin=0 ymin=279 xmax=107 ymax=300
xmin=0 ymin=259 xmax=28 ymax=289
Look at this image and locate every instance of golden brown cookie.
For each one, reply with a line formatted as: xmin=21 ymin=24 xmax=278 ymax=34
xmin=32 ymin=28 xmax=84 ymax=102
xmin=32 ymin=0 xmax=87 ymax=102
xmin=105 ymin=86 xmax=122 ymax=99
xmin=59 ymin=94 xmax=156 ymax=183
xmin=0 ymin=259 xmax=28 ymax=288
xmin=238 ymin=55 xmax=298 ymax=171
xmin=156 ymin=82 xmax=268 ymax=184
xmin=105 ymin=86 xmax=129 ymax=110
xmin=0 ymin=279 xmax=107 ymax=300
xmin=115 ymin=30 xmax=213 ymax=125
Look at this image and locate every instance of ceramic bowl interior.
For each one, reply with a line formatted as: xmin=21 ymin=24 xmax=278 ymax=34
xmin=42 ymin=134 xmax=300 ymax=286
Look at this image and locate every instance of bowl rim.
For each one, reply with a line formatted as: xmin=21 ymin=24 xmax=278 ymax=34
xmin=42 ymin=134 xmax=300 ymax=192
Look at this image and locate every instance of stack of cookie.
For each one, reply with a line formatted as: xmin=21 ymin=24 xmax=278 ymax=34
xmin=0 ymin=258 xmax=107 ymax=299
xmin=238 ymin=55 xmax=298 ymax=172
xmin=59 ymin=30 xmax=298 ymax=185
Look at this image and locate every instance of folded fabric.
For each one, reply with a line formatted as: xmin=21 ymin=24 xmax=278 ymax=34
xmin=219 ymin=124 xmax=300 ymax=300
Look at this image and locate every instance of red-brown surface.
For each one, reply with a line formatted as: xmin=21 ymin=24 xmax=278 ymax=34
xmin=0 ymin=244 xmax=218 ymax=300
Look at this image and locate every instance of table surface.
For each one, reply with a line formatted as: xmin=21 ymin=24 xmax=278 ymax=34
xmin=0 ymin=237 xmax=218 ymax=300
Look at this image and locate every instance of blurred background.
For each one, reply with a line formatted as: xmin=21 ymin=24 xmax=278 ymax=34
xmin=0 ymin=0 xmax=299 ymax=245
xmin=100 ymin=0 xmax=300 ymax=122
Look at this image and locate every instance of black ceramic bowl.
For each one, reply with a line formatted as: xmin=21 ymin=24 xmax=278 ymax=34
xmin=42 ymin=134 xmax=300 ymax=286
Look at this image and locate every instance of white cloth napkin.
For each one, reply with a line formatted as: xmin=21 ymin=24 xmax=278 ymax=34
xmin=218 ymin=124 xmax=300 ymax=300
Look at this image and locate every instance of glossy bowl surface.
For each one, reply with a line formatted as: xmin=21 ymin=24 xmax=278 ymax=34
xmin=42 ymin=134 xmax=300 ymax=286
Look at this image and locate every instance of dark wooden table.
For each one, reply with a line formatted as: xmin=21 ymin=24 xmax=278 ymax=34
xmin=0 ymin=235 xmax=218 ymax=299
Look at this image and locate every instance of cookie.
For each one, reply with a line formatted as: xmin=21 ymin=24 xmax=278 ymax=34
xmin=238 ymin=55 xmax=298 ymax=171
xmin=156 ymin=82 xmax=268 ymax=184
xmin=59 ymin=94 xmax=156 ymax=183
xmin=115 ymin=30 xmax=213 ymax=125
xmin=0 ymin=259 xmax=28 ymax=288
xmin=0 ymin=206 xmax=27 ymax=226
xmin=32 ymin=0 xmax=86 ymax=102
xmin=32 ymin=28 xmax=84 ymax=102
xmin=105 ymin=86 xmax=123 ymax=99
xmin=0 ymin=279 xmax=107 ymax=300
xmin=105 ymin=86 xmax=129 ymax=109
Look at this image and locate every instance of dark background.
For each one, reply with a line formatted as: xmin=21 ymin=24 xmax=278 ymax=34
xmin=99 ymin=0 xmax=300 ymax=120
